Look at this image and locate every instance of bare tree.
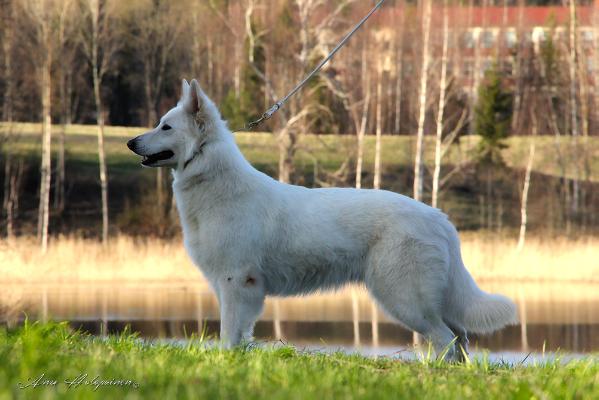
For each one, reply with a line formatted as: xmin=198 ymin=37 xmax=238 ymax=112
xmin=240 ymin=0 xmax=295 ymax=183
xmin=393 ymin=0 xmax=405 ymax=135
xmin=20 ymin=0 xmax=58 ymax=252
xmin=413 ymin=0 xmax=432 ymax=201
xmin=1 ymin=0 xmax=15 ymax=123
xmin=39 ymin=5 xmax=52 ymax=253
xmin=278 ymin=0 xmax=322 ymax=183
xmin=130 ymin=1 xmax=186 ymax=214
xmin=243 ymin=0 xmax=359 ymax=183
xmin=373 ymin=56 xmax=384 ymax=190
xmin=80 ymin=0 xmax=120 ymax=243
xmin=432 ymin=0 xmax=450 ymax=208
xmin=355 ymin=47 xmax=371 ymax=189
xmin=517 ymin=112 xmax=536 ymax=252
xmin=3 ymin=156 xmax=24 ymax=240
xmin=129 ymin=1 xmax=185 ymax=127
xmin=511 ymin=0 xmax=525 ymax=134
xmin=568 ymin=0 xmax=580 ymax=215
xmin=54 ymin=0 xmax=75 ymax=213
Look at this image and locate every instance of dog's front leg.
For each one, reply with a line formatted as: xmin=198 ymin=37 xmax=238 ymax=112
xmin=218 ymin=271 xmax=265 ymax=348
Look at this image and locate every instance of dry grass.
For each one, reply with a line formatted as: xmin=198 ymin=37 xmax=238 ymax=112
xmin=460 ymin=234 xmax=599 ymax=283
xmin=0 ymin=235 xmax=201 ymax=283
xmin=0 ymin=235 xmax=597 ymax=284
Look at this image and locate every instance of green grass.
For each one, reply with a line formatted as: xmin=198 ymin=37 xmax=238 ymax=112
xmin=2 ymin=122 xmax=598 ymax=182
xmin=1 ymin=322 xmax=597 ymax=399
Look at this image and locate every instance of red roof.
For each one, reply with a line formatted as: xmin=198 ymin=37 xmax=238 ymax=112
xmin=448 ymin=6 xmax=595 ymax=27
xmin=368 ymin=5 xmax=596 ymax=28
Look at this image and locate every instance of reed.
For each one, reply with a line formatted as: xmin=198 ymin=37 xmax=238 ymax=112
xmin=1 ymin=235 xmax=597 ymax=283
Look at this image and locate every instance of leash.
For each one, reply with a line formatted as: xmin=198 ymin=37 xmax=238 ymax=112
xmin=235 ymin=0 xmax=387 ymax=133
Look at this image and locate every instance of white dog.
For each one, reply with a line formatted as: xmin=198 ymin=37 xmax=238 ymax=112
xmin=127 ymin=79 xmax=517 ymax=360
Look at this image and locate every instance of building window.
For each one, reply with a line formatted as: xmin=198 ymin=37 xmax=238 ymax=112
xmin=447 ymin=31 xmax=457 ymax=49
xmin=532 ymin=27 xmax=547 ymax=44
xmin=554 ymin=28 xmax=566 ymax=43
xmin=580 ymin=29 xmax=594 ymax=48
xmin=481 ymin=59 xmax=494 ymax=78
xmin=463 ymin=59 xmax=474 ymax=76
xmin=446 ymin=61 xmax=454 ymax=76
xmin=501 ymin=58 xmax=514 ymax=76
xmin=481 ymin=30 xmax=495 ymax=49
xmin=462 ymin=31 xmax=475 ymax=49
xmin=504 ymin=30 xmax=517 ymax=48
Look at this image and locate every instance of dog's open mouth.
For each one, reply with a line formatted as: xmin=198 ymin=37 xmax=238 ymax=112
xmin=141 ymin=150 xmax=174 ymax=166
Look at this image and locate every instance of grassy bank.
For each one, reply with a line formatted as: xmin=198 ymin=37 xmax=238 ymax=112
xmin=1 ymin=122 xmax=599 ymax=235
xmin=2 ymin=122 xmax=598 ymax=181
xmin=0 ymin=322 xmax=597 ymax=400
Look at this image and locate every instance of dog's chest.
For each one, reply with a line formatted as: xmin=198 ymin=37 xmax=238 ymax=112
xmin=181 ymin=212 xmax=232 ymax=266
xmin=175 ymin=194 xmax=253 ymax=277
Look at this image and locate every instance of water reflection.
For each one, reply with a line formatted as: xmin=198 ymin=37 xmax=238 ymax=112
xmin=2 ymin=281 xmax=598 ymax=353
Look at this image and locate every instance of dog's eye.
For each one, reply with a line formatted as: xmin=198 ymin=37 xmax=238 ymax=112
xmin=162 ymin=124 xmax=172 ymax=131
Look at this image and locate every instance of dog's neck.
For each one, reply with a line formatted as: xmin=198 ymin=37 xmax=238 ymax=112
xmin=182 ymin=141 xmax=207 ymax=170
xmin=171 ymin=130 xmax=265 ymax=196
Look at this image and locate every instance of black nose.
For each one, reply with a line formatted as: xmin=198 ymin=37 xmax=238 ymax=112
xmin=127 ymin=138 xmax=137 ymax=151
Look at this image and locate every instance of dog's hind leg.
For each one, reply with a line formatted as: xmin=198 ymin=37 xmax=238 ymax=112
xmin=365 ymin=237 xmax=458 ymax=360
xmin=445 ymin=321 xmax=469 ymax=361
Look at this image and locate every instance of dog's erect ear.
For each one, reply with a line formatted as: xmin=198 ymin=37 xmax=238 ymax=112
xmin=181 ymin=79 xmax=190 ymax=99
xmin=184 ymin=79 xmax=203 ymax=115
xmin=182 ymin=79 xmax=221 ymax=129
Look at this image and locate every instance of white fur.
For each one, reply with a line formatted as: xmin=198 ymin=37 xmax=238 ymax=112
xmin=129 ymin=79 xmax=518 ymax=360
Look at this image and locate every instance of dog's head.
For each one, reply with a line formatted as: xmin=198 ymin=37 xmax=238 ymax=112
xmin=127 ymin=79 xmax=222 ymax=169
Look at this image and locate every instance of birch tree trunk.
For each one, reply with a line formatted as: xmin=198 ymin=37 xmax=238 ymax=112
xmin=355 ymin=49 xmax=371 ymax=189
xmin=37 ymin=29 xmax=52 ymax=253
xmin=511 ymin=0 xmax=525 ymax=133
xmin=56 ymin=90 xmax=66 ymax=212
xmin=5 ymin=159 xmax=23 ymax=241
xmin=1 ymin=0 xmax=16 ymax=237
xmin=55 ymin=3 xmax=70 ymax=213
xmin=1 ymin=0 xmax=14 ymax=123
xmin=568 ymin=0 xmax=580 ymax=215
xmin=517 ymin=115 xmax=537 ymax=252
xmin=144 ymin=68 xmax=158 ymax=127
xmin=394 ymin=1 xmax=404 ymax=135
xmin=276 ymin=0 xmax=313 ymax=183
xmin=472 ymin=0 xmax=487 ymax=110
xmin=278 ymin=0 xmax=310 ymax=183
xmin=432 ymin=0 xmax=449 ymax=208
xmin=413 ymin=0 xmax=432 ymax=202
xmin=277 ymin=127 xmax=296 ymax=184
xmin=93 ymin=69 xmax=109 ymax=244
xmin=373 ymin=60 xmax=383 ymax=190
xmin=89 ymin=0 xmax=109 ymax=243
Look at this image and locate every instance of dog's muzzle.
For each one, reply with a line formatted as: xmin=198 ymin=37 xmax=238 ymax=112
xmin=127 ymin=138 xmax=138 ymax=152
xmin=127 ymin=137 xmax=174 ymax=167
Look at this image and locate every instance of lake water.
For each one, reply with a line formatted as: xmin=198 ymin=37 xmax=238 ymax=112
xmin=2 ymin=281 xmax=598 ymax=355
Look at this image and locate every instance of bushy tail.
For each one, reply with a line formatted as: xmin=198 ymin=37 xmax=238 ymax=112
xmin=448 ymin=247 xmax=518 ymax=334
xmin=461 ymin=290 xmax=518 ymax=334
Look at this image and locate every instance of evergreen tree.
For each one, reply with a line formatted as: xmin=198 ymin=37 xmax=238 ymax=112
xmin=474 ymin=65 xmax=512 ymax=164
